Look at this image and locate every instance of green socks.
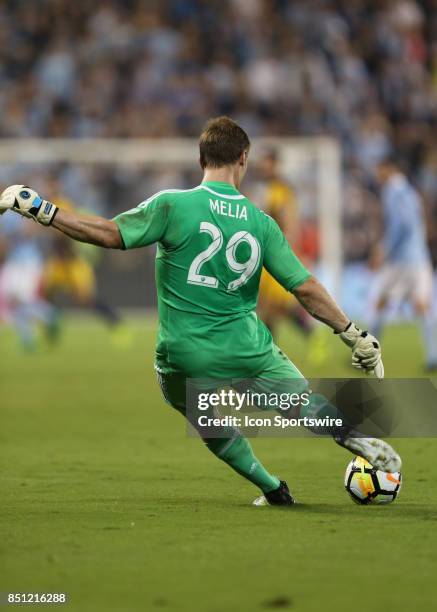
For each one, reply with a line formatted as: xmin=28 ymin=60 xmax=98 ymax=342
xmin=205 ymin=434 xmax=280 ymax=494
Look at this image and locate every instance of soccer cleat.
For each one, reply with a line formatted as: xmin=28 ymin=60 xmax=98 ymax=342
xmin=335 ymin=435 xmax=401 ymax=473
xmin=252 ymin=480 xmax=295 ymax=507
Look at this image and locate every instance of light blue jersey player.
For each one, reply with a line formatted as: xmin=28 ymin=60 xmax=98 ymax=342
xmin=372 ymin=158 xmax=436 ymax=369
xmin=0 ymin=213 xmax=56 ymax=349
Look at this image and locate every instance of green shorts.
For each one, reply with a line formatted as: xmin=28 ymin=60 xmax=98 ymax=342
xmin=155 ymin=343 xmax=306 ymax=417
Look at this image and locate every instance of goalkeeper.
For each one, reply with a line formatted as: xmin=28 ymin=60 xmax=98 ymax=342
xmin=0 ymin=116 xmax=400 ymax=507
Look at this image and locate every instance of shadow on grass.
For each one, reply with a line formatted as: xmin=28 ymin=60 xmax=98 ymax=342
xmin=269 ymin=501 xmax=437 ymax=521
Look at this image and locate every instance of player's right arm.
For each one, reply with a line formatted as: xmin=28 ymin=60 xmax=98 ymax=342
xmin=263 ymin=214 xmax=384 ymax=378
xmin=0 ymin=184 xmax=170 ymax=250
xmin=0 ymin=185 xmax=122 ymax=249
xmin=52 ymin=208 xmax=122 ymax=248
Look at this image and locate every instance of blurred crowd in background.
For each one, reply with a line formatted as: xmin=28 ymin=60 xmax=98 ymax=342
xmin=0 ymin=1 xmax=435 ymax=144
xmin=1 ymin=0 xmax=436 ymax=260
xmin=0 ymin=0 xmax=436 ymax=314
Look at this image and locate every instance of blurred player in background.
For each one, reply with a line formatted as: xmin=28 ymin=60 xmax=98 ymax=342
xmin=254 ymin=149 xmax=326 ymax=364
xmin=255 ymin=149 xmax=311 ymax=339
xmin=256 ymin=149 xmax=312 ymax=337
xmin=421 ymin=151 xmax=437 ymax=325
xmin=0 ymin=212 xmax=56 ymax=350
xmin=41 ymin=178 xmax=125 ymax=343
xmin=371 ymin=157 xmax=437 ymax=370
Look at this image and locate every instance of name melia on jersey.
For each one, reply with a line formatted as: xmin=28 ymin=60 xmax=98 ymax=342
xmin=209 ymin=198 xmax=247 ymax=221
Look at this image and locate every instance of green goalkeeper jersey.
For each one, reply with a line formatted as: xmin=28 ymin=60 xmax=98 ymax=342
xmin=113 ymin=181 xmax=310 ymax=378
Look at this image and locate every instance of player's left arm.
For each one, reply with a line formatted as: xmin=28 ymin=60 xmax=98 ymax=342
xmin=294 ymin=277 xmax=384 ymax=378
xmin=263 ymin=215 xmax=384 ymax=378
xmin=295 ymin=277 xmax=384 ymax=378
xmin=292 ymin=276 xmax=348 ymax=331
xmin=0 ymin=185 xmax=122 ymax=248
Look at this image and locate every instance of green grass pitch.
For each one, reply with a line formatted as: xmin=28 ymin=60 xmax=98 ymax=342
xmin=1 ymin=317 xmax=437 ymax=611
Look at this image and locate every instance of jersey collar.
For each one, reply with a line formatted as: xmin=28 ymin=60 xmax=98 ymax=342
xmin=200 ymin=182 xmax=245 ymax=200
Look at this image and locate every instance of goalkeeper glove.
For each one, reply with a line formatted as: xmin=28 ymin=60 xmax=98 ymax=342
xmin=337 ymin=322 xmax=384 ymax=379
xmin=0 ymin=185 xmax=58 ymax=226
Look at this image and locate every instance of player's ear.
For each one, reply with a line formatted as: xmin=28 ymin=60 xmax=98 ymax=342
xmin=239 ymin=150 xmax=248 ymax=167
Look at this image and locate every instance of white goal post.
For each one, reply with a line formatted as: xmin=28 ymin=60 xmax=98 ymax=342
xmin=0 ymin=137 xmax=342 ymax=297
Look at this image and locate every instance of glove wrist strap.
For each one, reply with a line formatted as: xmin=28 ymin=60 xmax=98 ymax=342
xmin=27 ymin=196 xmax=58 ymax=226
xmin=334 ymin=321 xmax=352 ymax=335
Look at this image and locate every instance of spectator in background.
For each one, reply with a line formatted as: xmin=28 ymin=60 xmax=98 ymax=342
xmin=0 ymin=2 xmax=434 ymax=156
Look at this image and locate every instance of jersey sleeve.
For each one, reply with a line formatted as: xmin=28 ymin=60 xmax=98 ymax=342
xmin=263 ymin=214 xmax=311 ymax=291
xmin=112 ymin=193 xmax=170 ymax=250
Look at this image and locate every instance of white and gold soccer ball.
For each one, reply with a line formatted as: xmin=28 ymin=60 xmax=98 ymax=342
xmin=344 ymin=456 xmax=402 ymax=505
